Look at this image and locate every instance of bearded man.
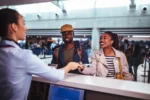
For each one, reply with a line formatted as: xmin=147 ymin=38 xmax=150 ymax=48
xmin=51 ymin=24 xmax=89 ymax=74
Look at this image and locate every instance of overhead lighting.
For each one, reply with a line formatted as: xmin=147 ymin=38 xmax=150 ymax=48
xmin=132 ymin=35 xmax=150 ymax=37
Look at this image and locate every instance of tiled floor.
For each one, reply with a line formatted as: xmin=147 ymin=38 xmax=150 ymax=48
xmin=39 ymin=55 xmax=150 ymax=83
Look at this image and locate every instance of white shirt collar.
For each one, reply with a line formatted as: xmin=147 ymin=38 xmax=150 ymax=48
xmin=0 ymin=40 xmax=21 ymax=49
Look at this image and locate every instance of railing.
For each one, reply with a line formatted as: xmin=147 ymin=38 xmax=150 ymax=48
xmin=143 ymin=56 xmax=150 ymax=83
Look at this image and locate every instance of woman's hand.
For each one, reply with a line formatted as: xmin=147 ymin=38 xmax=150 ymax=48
xmin=67 ymin=62 xmax=83 ymax=70
xmin=78 ymin=65 xmax=85 ymax=71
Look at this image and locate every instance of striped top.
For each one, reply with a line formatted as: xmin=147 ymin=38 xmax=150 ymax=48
xmin=105 ymin=56 xmax=115 ymax=78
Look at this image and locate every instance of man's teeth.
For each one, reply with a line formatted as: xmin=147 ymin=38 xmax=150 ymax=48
xmin=100 ymin=43 xmax=104 ymax=45
xmin=65 ymin=38 xmax=69 ymax=40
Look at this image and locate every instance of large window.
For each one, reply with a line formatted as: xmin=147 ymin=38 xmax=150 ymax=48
xmin=95 ymin=0 xmax=130 ymax=8
xmin=1 ymin=0 xmax=150 ymax=14
xmin=137 ymin=0 xmax=150 ymax=5
xmin=62 ymin=0 xmax=95 ymax=11
xmin=12 ymin=2 xmax=61 ymax=14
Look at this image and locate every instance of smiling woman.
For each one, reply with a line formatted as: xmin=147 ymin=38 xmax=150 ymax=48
xmin=79 ymin=31 xmax=132 ymax=80
xmin=0 ymin=8 xmax=83 ymax=100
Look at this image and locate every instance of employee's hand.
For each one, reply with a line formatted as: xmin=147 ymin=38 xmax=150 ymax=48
xmin=62 ymin=62 xmax=83 ymax=75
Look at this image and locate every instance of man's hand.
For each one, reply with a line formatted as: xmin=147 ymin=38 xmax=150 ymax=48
xmin=62 ymin=62 xmax=83 ymax=75
xmin=67 ymin=62 xmax=83 ymax=70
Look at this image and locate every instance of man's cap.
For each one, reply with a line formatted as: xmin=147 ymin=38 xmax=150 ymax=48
xmin=61 ymin=24 xmax=73 ymax=32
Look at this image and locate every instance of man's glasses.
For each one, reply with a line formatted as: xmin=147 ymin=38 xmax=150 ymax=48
xmin=61 ymin=31 xmax=74 ymax=36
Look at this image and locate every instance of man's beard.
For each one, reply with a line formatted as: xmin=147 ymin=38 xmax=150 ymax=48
xmin=63 ymin=38 xmax=73 ymax=44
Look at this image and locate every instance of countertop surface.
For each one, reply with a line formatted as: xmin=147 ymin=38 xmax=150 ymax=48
xmin=32 ymin=73 xmax=150 ymax=99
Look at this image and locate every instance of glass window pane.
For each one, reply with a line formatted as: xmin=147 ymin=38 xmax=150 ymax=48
xmin=13 ymin=2 xmax=61 ymax=14
xmin=96 ymin=0 xmax=130 ymax=8
xmin=62 ymin=0 xmax=95 ymax=11
xmin=137 ymin=0 xmax=150 ymax=5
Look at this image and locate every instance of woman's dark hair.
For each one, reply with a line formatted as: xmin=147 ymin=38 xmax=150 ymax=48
xmin=104 ymin=31 xmax=119 ymax=50
xmin=0 ymin=8 xmax=19 ymax=38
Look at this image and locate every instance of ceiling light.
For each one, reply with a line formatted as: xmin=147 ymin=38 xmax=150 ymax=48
xmin=132 ymin=35 xmax=150 ymax=37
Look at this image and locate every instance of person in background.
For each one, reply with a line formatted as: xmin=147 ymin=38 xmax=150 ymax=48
xmin=25 ymin=40 xmax=29 ymax=49
xmin=79 ymin=31 xmax=132 ymax=80
xmin=51 ymin=24 xmax=89 ymax=74
xmin=131 ymin=43 xmax=144 ymax=81
xmin=120 ymin=39 xmax=130 ymax=52
xmin=47 ymin=37 xmax=55 ymax=50
xmin=124 ymin=44 xmax=134 ymax=74
xmin=0 ymin=8 xmax=83 ymax=100
xmin=124 ymin=39 xmax=130 ymax=52
xmin=41 ymin=41 xmax=48 ymax=58
xmin=52 ymin=39 xmax=62 ymax=51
